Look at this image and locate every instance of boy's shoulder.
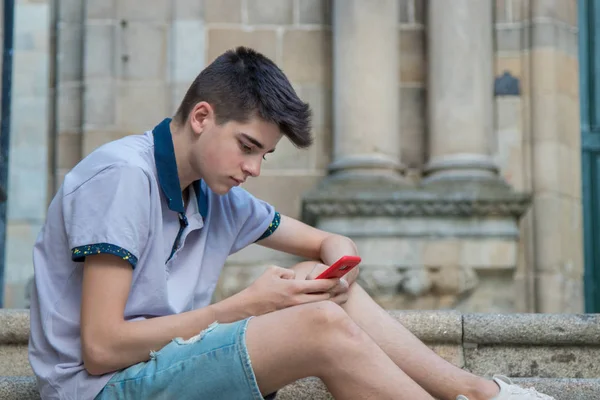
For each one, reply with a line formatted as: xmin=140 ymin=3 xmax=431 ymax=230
xmin=63 ymin=133 xmax=155 ymax=195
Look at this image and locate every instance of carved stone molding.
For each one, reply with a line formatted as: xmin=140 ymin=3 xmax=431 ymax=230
xmin=302 ymin=178 xmax=531 ymax=225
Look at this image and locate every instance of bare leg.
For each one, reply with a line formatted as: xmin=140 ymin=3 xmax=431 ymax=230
xmin=246 ymin=300 xmax=435 ymax=399
xmin=342 ymin=284 xmax=500 ymax=400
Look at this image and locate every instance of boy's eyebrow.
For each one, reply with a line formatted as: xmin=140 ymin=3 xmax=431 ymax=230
xmin=240 ymin=133 xmax=276 ymax=153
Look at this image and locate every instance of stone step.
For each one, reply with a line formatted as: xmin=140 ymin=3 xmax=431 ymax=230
xmin=2 ymin=309 xmax=599 ymax=399
xmin=1 ymin=376 xmax=599 ymax=400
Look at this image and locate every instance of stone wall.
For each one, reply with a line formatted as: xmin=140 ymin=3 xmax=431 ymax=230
xmin=3 ymin=0 xmax=49 ymax=308
xmin=1 ymin=0 xmax=585 ymax=314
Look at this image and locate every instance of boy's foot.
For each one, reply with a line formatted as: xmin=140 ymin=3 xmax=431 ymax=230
xmin=456 ymin=375 xmax=556 ymax=400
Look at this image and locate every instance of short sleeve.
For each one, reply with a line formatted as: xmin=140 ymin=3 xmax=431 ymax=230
xmin=228 ymin=188 xmax=278 ymax=254
xmin=62 ymin=164 xmax=151 ymax=268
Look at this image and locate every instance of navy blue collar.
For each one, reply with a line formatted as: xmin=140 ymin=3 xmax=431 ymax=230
xmin=153 ymin=118 xmax=208 ymax=219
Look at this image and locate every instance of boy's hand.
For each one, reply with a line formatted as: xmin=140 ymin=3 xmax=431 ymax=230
xmin=304 ymin=263 xmax=351 ymax=305
xmin=240 ymin=265 xmax=339 ymax=316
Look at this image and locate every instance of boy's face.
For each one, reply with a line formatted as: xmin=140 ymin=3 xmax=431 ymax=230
xmin=191 ymin=107 xmax=282 ymax=195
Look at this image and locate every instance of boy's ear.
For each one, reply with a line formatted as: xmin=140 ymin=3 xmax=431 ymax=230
xmin=189 ymin=101 xmax=215 ymax=135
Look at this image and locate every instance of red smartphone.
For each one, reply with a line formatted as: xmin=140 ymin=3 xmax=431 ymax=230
xmin=315 ymin=256 xmax=362 ymax=280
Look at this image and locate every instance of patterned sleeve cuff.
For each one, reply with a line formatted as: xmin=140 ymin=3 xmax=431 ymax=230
xmin=256 ymin=211 xmax=281 ymax=242
xmin=72 ymin=243 xmax=138 ymax=268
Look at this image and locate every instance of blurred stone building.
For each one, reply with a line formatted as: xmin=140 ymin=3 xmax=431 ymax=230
xmin=1 ymin=0 xmax=591 ymax=315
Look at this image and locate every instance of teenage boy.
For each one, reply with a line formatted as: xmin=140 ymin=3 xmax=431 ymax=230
xmin=29 ymin=47 xmax=554 ymax=400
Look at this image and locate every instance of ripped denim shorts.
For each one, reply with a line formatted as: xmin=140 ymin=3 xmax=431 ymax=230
xmin=95 ymin=317 xmax=276 ymax=400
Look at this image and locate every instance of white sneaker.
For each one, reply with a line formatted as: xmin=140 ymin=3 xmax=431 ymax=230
xmin=456 ymin=375 xmax=556 ymax=400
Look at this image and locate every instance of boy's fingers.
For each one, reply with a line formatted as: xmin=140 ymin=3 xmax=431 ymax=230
xmin=294 ymin=277 xmax=339 ymax=294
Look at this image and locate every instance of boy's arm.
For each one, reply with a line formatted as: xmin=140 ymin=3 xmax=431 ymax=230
xmin=81 ymin=252 xmax=339 ymax=376
xmin=80 ymin=254 xmax=250 ymax=375
xmin=257 ymin=215 xmax=360 ymax=284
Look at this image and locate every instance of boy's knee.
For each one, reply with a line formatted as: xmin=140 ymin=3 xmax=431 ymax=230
xmin=299 ymin=301 xmax=363 ymax=340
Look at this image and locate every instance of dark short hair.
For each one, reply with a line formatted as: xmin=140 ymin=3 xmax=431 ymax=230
xmin=175 ymin=47 xmax=313 ymax=148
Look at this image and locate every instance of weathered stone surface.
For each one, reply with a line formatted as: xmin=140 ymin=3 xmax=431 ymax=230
xmin=464 ymin=313 xmax=600 ymax=345
xmin=465 ymin=345 xmax=600 ymax=379
xmin=0 ymin=377 xmax=40 ymax=400
xmin=0 ymin=311 xmax=29 ymax=345
xmin=0 ymin=346 xmax=31 ymax=376
xmin=390 ymin=310 xmax=463 ymax=344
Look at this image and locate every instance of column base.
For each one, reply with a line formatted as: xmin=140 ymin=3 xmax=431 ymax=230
xmin=327 ymin=154 xmax=408 ymax=184
xmin=422 ymin=153 xmax=503 ymax=185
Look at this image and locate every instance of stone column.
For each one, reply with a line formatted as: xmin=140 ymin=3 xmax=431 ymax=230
xmin=424 ymin=0 xmax=499 ymax=183
xmin=328 ymin=0 xmax=405 ymax=183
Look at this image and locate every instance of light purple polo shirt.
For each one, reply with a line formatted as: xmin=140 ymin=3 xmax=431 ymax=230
xmin=28 ymin=118 xmax=280 ymax=400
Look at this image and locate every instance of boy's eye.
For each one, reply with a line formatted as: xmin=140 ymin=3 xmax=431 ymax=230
xmin=239 ymin=142 xmax=252 ymax=153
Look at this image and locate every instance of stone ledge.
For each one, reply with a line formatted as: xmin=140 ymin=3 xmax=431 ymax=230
xmin=0 ymin=311 xmax=28 ymax=345
xmin=2 ymin=376 xmax=600 ymax=400
xmin=4 ymin=310 xmax=598 ymax=346
xmin=463 ymin=313 xmax=600 ymax=345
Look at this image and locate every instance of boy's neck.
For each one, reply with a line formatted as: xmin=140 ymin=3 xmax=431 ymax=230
xmin=170 ymin=119 xmax=198 ymax=191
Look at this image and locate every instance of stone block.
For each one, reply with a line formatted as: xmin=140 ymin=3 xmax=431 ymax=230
xmin=465 ymin=345 xmax=600 ymax=379
xmin=422 ymin=239 xmax=461 ymax=268
xmin=58 ymin=83 xmax=83 ymax=134
xmin=15 ymin=3 xmax=48 ymax=50
xmin=242 ymin=175 xmax=325 ymax=219
xmin=57 ymin=23 xmax=83 ymax=82
xmin=247 ymin=0 xmax=293 ymax=25
xmin=510 ymin=0 xmax=527 ymax=22
xmin=298 ymin=0 xmax=331 ymax=25
xmin=531 ymin=194 xmax=563 ymax=270
xmin=556 ymin=54 xmax=579 ymax=100
xmin=496 ymin=26 xmax=523 ymax=53
xmin=117 ymin=0 xmax=170 ymax=22
xmin=11 ymin=96 xmax=48 ymax=147
xmin=263 ymin=134 xmax=311 ymax=169
xmin=83 ymin=79 xmax=116 ymax=127
xmin=86 ymin=0 xmax=116 ymax=19
xmin=59 ymin=0 xmax=84 ymax=22
xmin=398 ymin=0 xmax=410 ymax=23
xmin=277 ymin=377 xmax=332 ymax=400
xmin=400 ymin=87 xmax=425 ymax=168
xmin=532 ymin=0 xmax=577 ymax=27
xmin=170 ymin=20 xmax=205 ymax=83
xmin=390 ymin=310 xmax=463 ymax=343
xmin=173 ymin=0 xmax=204 ymax=20
xmin=535 ymin=272 xmax=566 ymax=313
xmin=309 ymin=128 xmax=332 ymax=170
xmin=558 ymin=95 xmax=580 ymax=150
xmin=414 ymin=0 xmax=424 ymax=23
xmin=4 ymin=222 xmax=42 ymax=282
xmin=0 ymin=310 xmax=29 ymax=344
xmin=495 ymin=0 xmax=508 ymax=22
xmin=7 ymin=160 xmax=47 ymax=220
xmin=204 ymin=0 xmax=242 ymax=23
xmin=456 ymin=270 xmax=517 ymax=313
xmin=0 ymin=377 xmax=40 ymax=400
xmin=82 ymin=131 xmax=128 ymax=156
xmin=0 ymin=345 xmax=32 ymax=376
xmin=461 ymin=239 xmax=517 ymax=269
xmin=57 ymin=133 xmax=82 ymax=170
xmin=532 ymin=21 xmax=578 ymax=58
xmin=119 ymin=22 xmax=168 ymax=80
xmin=399 ymin=28 xmax=425 ymax=84
xmin=532 ymin=141 xmax=561 ymax=192
xmin=13 ymin=51 xmax=48 ymax=97
xmin=464 ymin=313 xmax=600 ymax=345
xmin=297 ymin=83 xmax=332 ymax=129
xmin=115 ymin=81 xmax=169 ymax=133
xmin=207 ymin=28 xmax=277 ymax=63
xmin=355 ymin=238 xmax=423 ymax=269
xmin=282 ymin=29 xmax=332 ymax=85
xmin=84 ymin=23 xmax=117 ymax=79
xmin=429 ymin=344 xmax=465 ymax=367
xmin=530 ymin=49 xmax=559 ymax=96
